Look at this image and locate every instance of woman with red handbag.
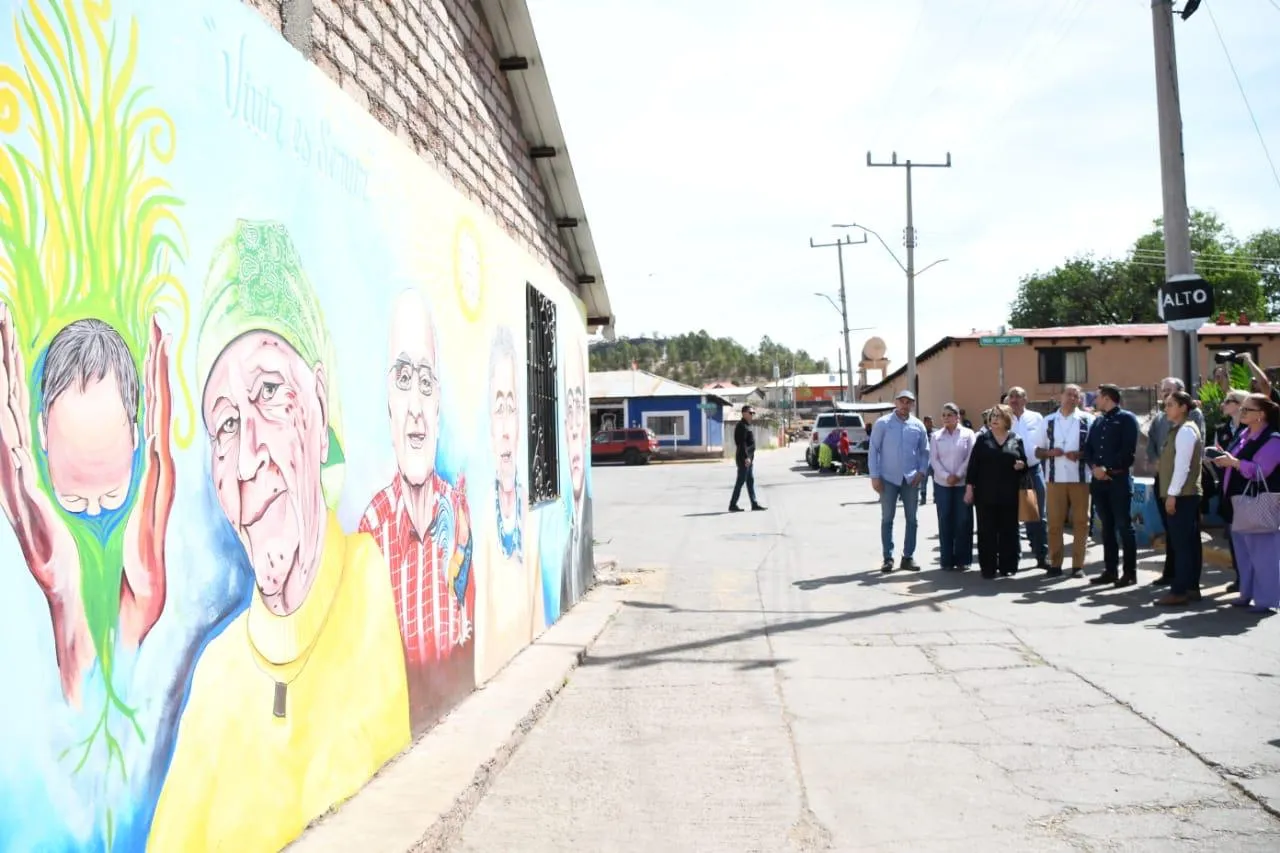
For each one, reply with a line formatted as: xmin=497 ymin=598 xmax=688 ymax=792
xmin=1212 ymin=393 xmax=1280 ymax=614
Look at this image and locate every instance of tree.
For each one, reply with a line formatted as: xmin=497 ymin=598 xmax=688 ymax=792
xmin=1008 ymin=209 xmax=1272 ymax=328
xmin=588 ymin=331 xmax=830 ymax=387
xmin=1245 ymin=228 xmax=1280 ymax=316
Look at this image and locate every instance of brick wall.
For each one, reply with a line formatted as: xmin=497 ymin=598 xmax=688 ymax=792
xmin=240 ymin=0 xmax=575 ymax=289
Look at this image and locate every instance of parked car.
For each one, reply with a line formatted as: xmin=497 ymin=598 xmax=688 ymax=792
xmin=592 ymin=427 xmax=660 ymax=465
xmin=805 ymin=412 xmax=868 ymax=469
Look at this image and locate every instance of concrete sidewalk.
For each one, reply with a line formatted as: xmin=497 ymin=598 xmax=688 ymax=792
xmin=446 ymin=451 xmax=1280 ymax=852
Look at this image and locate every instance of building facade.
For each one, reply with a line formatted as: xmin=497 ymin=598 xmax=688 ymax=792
xmin=590 ymin=371 xmax=727 ymax=454
xmin=0 ymin=0 xmax=609 ymax=849
xmin=859 ymin=323 xmax=1280 ymax=421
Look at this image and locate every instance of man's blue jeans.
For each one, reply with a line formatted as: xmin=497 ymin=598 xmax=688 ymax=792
xmin=934 ymin=484 xmax=973 ymax=567
xmin=880 ymin=479 xmax=920 ymax=561
xmin=1023 ymin=465 xmax=1048 ymax=562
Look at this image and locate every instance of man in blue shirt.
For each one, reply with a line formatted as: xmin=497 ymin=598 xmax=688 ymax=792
xmin=1083 ymin=383 xmax=1141 ymax=587
xmin=869 ymin=389 xmax=931 ymax=572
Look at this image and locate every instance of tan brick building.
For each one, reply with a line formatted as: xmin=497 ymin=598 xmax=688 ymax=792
xmin=859 ymin=322 xmax=1280 ymax=421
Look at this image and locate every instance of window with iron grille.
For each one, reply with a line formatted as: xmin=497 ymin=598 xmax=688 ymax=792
xmin=526 ymin=283 xmax=560 ymax=503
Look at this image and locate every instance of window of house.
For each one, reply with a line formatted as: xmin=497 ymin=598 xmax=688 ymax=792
xmin=1038 ymin=348 xmax=1088 ymax=385
xmin=526 ymin=283 xmax=559 ymax=503
xmin=643 ymin=412 xmax=690 ymax=440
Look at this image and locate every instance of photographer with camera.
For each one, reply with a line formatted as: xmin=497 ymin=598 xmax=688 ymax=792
xmin=1215 ymin=349 xmax=1280 ymax=403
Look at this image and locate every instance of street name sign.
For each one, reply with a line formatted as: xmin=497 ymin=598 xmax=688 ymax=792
xmin=1158 ymin=275 xmax=1214 ymax=332
xmin=979 ymin=335 xmax=1025 ymax=346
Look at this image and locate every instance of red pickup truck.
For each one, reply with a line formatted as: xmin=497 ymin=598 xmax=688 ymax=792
xmin=591 ymin=427 xmax=660 ymax=465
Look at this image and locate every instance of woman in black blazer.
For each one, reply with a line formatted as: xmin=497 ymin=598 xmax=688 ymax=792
xmin=965 ymin=404 xmax=1029 ymax=578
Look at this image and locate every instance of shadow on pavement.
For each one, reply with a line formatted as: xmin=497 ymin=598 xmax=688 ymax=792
xmin=793 ymin=573 xmax=861 ymax=591
xmin=580 ymin=590 xmax=968 ymax=670
xmin=683 ymin=511 xmax=730 ymax=517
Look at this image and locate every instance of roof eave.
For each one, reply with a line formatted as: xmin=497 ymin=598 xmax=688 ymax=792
xmin=476 ymin=0 xmax=614 ymax=337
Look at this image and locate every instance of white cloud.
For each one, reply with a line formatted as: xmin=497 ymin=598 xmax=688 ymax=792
xmin=530 ymin=0 xmax=1280 ymax=378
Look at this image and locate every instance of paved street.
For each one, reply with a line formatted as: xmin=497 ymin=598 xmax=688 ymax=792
xmin=449 ymin=449 xmax=1280 ymax=852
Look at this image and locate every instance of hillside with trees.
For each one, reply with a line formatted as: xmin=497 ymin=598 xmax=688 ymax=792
xmin=589 ymin=331 xmax=830 ymax=387
xmin=1009 ymin=210 xmax=1280 ymax=327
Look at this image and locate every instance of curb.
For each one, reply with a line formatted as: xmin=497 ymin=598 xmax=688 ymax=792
xmin=288 ymin=574 xmax=622 ymax=853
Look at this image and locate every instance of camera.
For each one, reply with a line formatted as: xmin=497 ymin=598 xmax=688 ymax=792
xmin=1214 ymin=350 xmax=1244 ymax=365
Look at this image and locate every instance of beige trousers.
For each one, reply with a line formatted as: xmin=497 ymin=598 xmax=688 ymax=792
xmin=1047 ymin=481 xmax=1091 ymax=569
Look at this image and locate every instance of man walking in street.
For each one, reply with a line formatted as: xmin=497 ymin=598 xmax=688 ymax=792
xmin=1084 ymin=384 xmax=1141 ymax=587
xmin=869 ymin=390 xmax=930 ymax=573
xmin=1035 ymin=384 xmax=1094 ymax=578
xmin=729 ymin=406 xmax=765 ymax=512
xmin=1147 ymin=376 xmax=1205 ymax=587
xmin=1006 ymin=387 xmax=1049 ymax=569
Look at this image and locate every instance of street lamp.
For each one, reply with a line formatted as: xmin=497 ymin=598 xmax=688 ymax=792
xmin=812 ymin=293 xmax=873 ymax=400
xmin=833 ymin=223 xmax=948 ymax=402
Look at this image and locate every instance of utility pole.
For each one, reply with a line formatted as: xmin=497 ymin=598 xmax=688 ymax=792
xmin=866 ymin=151 xmax=952 ymax=401
xmin=837 ymin=349 xmax=845 ymax=400
xmin=808 ymin=233 xmax=865 ymax=403
xmin=1152 ymin=0 xmax=1198 ymax=390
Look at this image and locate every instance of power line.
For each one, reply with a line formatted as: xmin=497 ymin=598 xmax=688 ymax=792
xmin=1204 ymin=1 xmax=1280 ymax=194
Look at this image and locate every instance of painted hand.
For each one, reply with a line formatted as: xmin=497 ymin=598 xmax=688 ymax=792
xmin=121 ymin=318 xmax=174 ymax=648
xmin=0 ymin=303 xmax=75 ymax=589
xmin=0 ymin=303 xmax=88 ymax=703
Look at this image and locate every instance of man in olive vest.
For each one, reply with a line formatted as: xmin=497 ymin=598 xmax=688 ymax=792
xmin=1155 ymin=391 xmax=1204 ymax=606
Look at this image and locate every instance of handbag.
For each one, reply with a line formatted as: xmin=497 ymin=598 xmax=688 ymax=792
xmin=1018 ymin=484 xmax=1040 ymax=523
xmin=1230 ymin=468 xmax=1280 ymax=534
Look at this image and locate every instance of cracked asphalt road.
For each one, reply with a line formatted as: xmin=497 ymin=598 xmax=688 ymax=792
xmin=449 ymin=450 xmax=1280 ymax=852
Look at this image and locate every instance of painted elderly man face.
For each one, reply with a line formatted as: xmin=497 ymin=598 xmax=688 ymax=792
xmin=40 ymin=320 xmax=139 ymax=516
xmin=565 ymin=346 xmax=586 ymax=502
xmin=490 ymin=349 xmax=519 ymax=496
xmin=387 ymin=291 xmax=440 ymax=487
xmin=203 ymin=332 xmax=329 ymax=612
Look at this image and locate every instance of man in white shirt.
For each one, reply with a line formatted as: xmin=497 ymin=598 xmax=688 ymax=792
xmin=1035 ymin=384 xmax=1094 ymax=577
xmin=1006 ymin=387 xmax=1048 ymax=569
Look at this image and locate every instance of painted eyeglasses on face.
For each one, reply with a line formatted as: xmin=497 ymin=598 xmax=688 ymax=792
xmin=392 ymin=358 xmax=437 ymax=396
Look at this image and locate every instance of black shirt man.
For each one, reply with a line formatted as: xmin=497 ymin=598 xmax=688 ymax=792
xmin=730 ymin=406 xmax=766 ymax=512
xmin=1083 ymin=384 xmax=1141 ymax=586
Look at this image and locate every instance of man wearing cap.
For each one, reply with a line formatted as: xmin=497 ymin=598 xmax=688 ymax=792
xmin=150 ymin=220 xmax=410 ymax=852
xmin=869 ymin=390 xmax=930 ymax=572
xmin=730 ymin=404 xmax=765 ymax=512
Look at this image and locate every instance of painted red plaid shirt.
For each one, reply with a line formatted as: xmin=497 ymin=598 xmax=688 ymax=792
xmin=360 ymin=472 xmax=473 ymax=666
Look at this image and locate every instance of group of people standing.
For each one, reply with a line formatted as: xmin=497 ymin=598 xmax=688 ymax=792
xmin=864 ymin=379 xmax=1280 ymax=613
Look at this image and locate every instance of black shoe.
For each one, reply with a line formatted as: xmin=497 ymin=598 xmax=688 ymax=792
xmin=751 ymin=504 xmax=767 ymax=511
xmin=881 ymin=558 xmax=894 ymax=573
xmin=901 ymin=557 xmax=920 ymax=572
xmin=1069 ymin=568 xmax=1084 ymax=579
xmin=1114 ymin=574 xmax=1136 ymax=588
xmin=1149 ymin=576 xmax=1171 ymax=587
xmin=1045 ymin=568 xmax=1064 ymax=578
xmin=1089 ymin=573 xmax=1119 ymax=585
xmin=1227 ymin=581 xmax=1240 ymax=593
xmin=728 ymin=505 xmax=744 ymax=513
xmin=1036 ymin=559 xmax=1051 ymax=571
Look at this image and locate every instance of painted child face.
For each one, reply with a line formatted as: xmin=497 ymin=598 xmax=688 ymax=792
xmin=43 ymin=373 xmax=136 ymax=516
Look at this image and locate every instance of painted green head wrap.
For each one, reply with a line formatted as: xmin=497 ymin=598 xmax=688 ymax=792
xmin=196 ymin=219 xmax=345 ymax=508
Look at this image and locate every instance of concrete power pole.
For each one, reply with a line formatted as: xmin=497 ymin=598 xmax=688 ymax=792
xmin=1152 ymin=0 xmax=1198 ymax=390
xmin=809 ymin=234 xmax=866 ymax=402
xmin=866 ymin=152 xmax=952 ymax=401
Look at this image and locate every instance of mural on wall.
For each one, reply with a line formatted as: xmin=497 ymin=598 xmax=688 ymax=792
xmin=0 ymin=0 xmax=594 ymax=850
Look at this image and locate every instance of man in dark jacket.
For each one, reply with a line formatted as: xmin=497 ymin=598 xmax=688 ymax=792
xmin=730 ymin=406 xmax=766 ymax=512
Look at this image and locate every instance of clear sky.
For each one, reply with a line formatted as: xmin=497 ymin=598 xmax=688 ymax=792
xmin=528 ymin=0 xmax=1280 ymax=374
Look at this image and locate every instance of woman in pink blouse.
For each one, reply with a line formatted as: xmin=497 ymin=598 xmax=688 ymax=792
xmin=930 ymin=403 xmax=976 ymax=571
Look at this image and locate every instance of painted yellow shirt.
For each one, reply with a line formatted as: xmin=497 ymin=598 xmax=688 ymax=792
xmin=148 ymin=512 xmax=410 ymax=852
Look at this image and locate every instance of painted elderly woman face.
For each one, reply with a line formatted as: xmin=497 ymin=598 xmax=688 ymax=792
xmin=203 ymin=331 xmax=329 ymax=614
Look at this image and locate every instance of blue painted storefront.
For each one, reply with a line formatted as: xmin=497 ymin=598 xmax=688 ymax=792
xmin=624 ymin=395 xmax=725 ymax=451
